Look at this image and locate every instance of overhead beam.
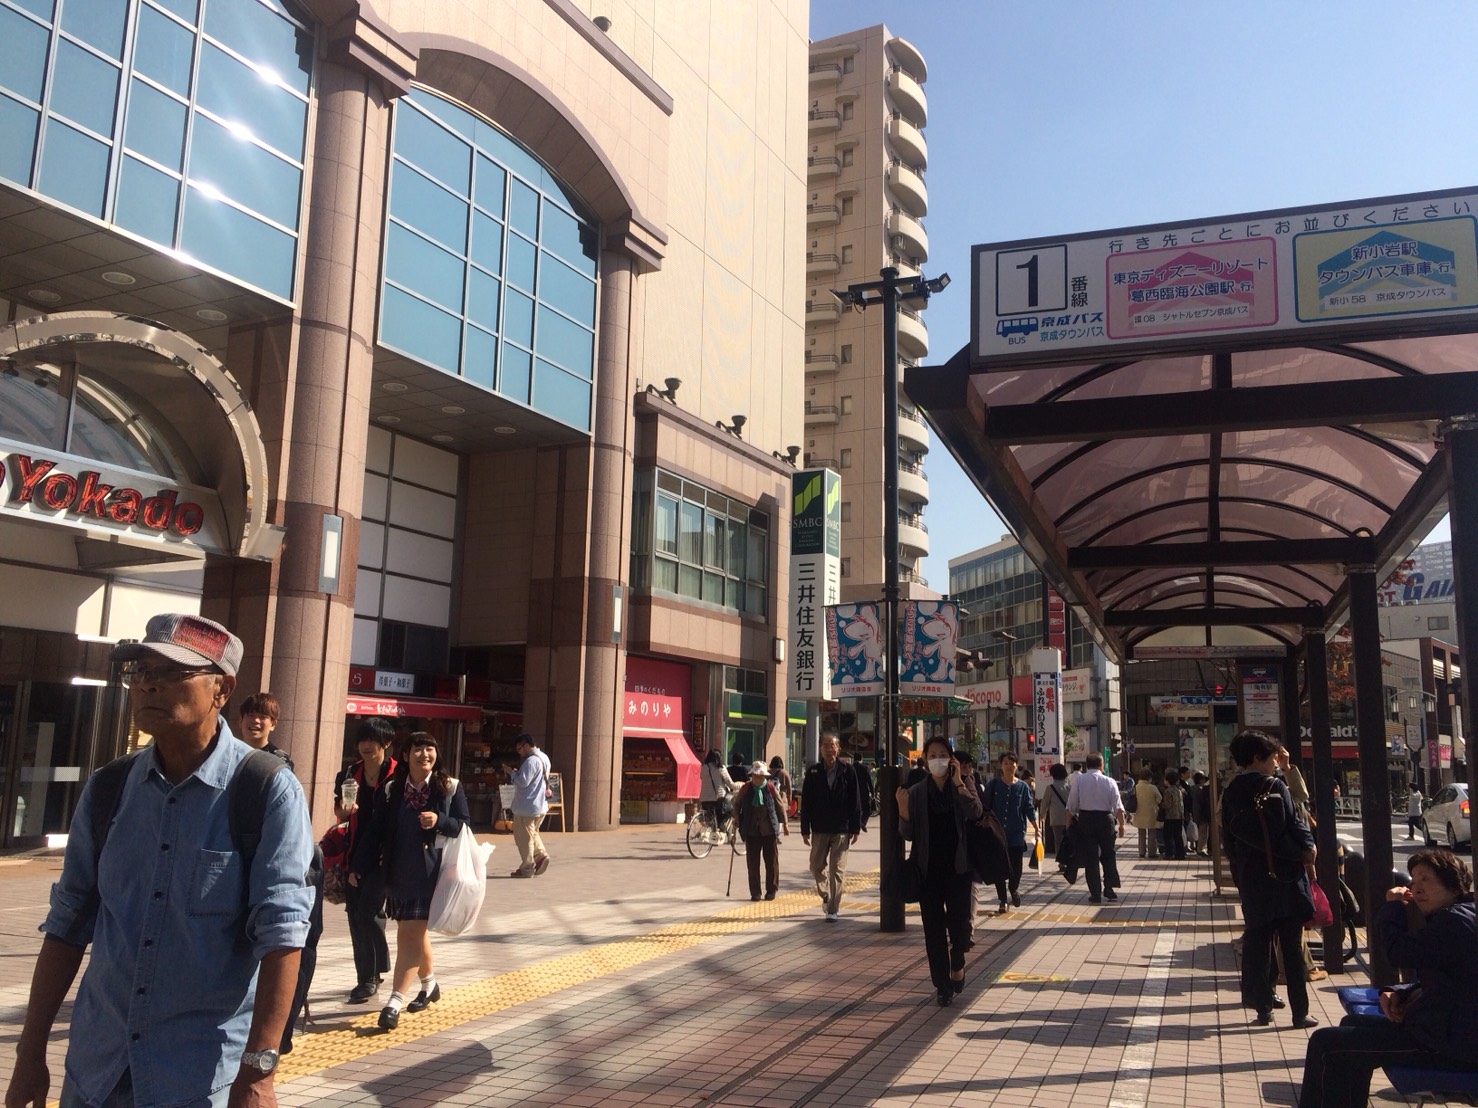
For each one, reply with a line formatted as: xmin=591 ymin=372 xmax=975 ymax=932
xmin=985 ymin=372 xmax=1478 ymax=444
xmin=1071 ymin=537 xmax=1376 ymax=570
xmin=1105 ymin=606 xmax=1320 ymax=628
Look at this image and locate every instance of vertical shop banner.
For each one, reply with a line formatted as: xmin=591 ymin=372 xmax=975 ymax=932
xmin=897 ymin=600 xmax=959 ymax=696
xmin=1031 ymin=648 xmax=1063 ymax=759
xmin=1240 ymin=664 xmax=1281 ymax=728
xmin=1045 ymin=588 xmax=1067 ymax=653
xmin=825 ymin=601 xmax=885 ymax=697
xmin=789 ymin=469 xmax=841 ymax=699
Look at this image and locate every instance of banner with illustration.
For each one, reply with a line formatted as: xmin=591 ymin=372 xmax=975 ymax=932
xmin=897 ymin=600 xmax=959 ymax=696
xmin=825 ymin=602 xmax=885 ymax=697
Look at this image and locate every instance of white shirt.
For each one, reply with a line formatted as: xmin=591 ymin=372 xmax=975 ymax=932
xmin=1067 ymin=768 xmax=1124 ymax=815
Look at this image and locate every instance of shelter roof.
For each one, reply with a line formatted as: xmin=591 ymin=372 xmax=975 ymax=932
xmin=907 ymin=336 xmax=1478 ymax=660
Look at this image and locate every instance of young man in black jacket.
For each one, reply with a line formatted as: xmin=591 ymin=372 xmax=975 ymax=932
xmin=801 ymin=735 xmax=864 ymax=920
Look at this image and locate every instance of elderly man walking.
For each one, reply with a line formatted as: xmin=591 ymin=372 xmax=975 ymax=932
xmin=1066 ymin=752 xmax=1127 ymax=905
xmin=7 ymin=614 xmax=314 ymax=1108
xmin=801 ymin=735 xmax=864 ymax=920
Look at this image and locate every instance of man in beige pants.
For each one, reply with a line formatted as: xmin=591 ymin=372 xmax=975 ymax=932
xmin=505 ymin=733 xmax=552 ymax=877
xmin=800 ymin=735 xmax=864 ymax=920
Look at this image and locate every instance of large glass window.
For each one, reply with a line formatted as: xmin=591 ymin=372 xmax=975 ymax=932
xmin=381 ymin=88 xmax=600 ymax=433
xmin=629 ymin=469 xmax=770 ymax=618
xmin=0 ymin=0 xmax=313 ymax=300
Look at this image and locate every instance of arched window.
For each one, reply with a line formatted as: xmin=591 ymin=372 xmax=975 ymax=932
xmin=380 ymin=88 xmax=600 ymax=433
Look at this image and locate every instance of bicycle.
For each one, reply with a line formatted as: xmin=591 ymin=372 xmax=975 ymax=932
xmin=686 ymin=805 xmax=739 ymax=858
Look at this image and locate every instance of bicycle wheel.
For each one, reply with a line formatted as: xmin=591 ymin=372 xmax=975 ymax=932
xmin=687 ymin=813 xmax=715 ymax=858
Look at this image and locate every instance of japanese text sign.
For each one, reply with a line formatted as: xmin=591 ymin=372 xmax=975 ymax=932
xmin=789 ymin=469 xmax=841 ymax=699
xmin=1031 ymin=648 xmax=1063 ymax=758
xmin=825 ymin=601 xmax=885 ymax=697
xmin=898 ymin=600 xmax=959 ymax=696
xmin=972 ymin=187 xmax=1478 ymax=368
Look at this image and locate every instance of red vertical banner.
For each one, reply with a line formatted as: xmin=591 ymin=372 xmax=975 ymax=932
xmin=1046 ymin=588 xmax=1067 ymax=653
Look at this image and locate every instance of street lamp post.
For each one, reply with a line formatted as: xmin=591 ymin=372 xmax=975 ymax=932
xmin=833 ymin=266 xmax=949 ymax=934
xmin=993 ymin=628 xmax=1019 ymax=756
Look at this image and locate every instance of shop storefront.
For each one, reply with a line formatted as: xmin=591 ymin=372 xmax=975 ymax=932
xmin=619 ymin=656 xmax=700 ymax=824
xmin=0 ymin=314 xmax=278 ymax=845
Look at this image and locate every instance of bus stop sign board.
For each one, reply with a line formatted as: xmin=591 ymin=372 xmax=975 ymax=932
xmin=972 ymin=186 xmax=1478 ymax=369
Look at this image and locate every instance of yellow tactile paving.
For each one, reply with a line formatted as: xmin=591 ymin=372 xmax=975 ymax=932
xmin=275 ymin=868 xmax=883 ymax=1084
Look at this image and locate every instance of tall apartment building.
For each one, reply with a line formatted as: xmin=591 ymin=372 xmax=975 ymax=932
xmin=804 ymin=25 xmax=933 ymax=599
xmin=0 ymin=0 xmax=808 ymax=841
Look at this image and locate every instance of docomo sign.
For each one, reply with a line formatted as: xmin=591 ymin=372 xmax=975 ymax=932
xmin=0 ymin=445 xmax=226 ymax=551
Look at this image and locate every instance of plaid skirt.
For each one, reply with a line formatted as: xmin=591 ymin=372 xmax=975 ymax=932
xmin=386 ymin=895 xmax=432 ymax=921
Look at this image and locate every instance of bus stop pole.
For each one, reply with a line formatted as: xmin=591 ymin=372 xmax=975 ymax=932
xmin=1349 ymin=563 xmax=1396 ymax=986
xmin=1305 ymin=629 xmax=1344 ymax=974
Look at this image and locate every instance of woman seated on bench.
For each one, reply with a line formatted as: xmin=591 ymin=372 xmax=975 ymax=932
xmin=1299 ymin=849 xmax=1478 ymax=1107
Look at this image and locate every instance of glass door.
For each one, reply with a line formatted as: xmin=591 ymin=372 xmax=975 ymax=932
xmin=4 ymin=682 xmax=102 ymax=846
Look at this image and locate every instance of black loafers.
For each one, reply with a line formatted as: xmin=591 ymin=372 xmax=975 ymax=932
xmin=378 ymin=1006 xmax=399 ymax=1031
xmin=348 ymin=981 xmax=379 ymax=1003
xmin=406 ymin=983 xmax=441 ymax=1013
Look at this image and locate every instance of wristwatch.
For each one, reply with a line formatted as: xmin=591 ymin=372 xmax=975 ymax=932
xmin=239 ymin=1049 xmax=280 ymax=1075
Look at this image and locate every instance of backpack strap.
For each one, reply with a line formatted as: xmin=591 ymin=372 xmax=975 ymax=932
xmin=228 ymin=747 xmax=292 ymax=868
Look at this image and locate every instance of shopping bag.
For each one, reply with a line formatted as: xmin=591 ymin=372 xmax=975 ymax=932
xmin=319 ymin=822 xmax=351 ymax=905
xmin=428 ymin=825 xmax=496 ymax=936
xmin=1306 ymin=880 xmax=1334 ymax=930
xmin=1029 ymin=837 xmax=1044 ymax=870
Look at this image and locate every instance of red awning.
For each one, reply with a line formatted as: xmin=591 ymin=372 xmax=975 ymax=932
xmin=662 ymin=735 xmax=702 ymax=799
xmin=345 ymin=695 xmax=482 ymax=723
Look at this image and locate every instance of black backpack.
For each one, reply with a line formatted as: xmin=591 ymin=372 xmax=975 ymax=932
xmin=78 ymin=747 xmax=292 ymax=947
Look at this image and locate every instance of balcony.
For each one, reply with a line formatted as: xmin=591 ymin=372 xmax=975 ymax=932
xmin=898 ymin=458 xmax=929 ymax=505
xmin=900 ymin=566 xmax=929 ymax=588
xmin=808 ymin=108 xmax=841 ymax=133
xmin=806 ymin=251 xmax=840 ymax=277
xmin=888 ymin=206 xmax=928 ymax=261
xmin=888 ymin=112 xmax=927 ymax=168
xmin=805 ymin=298 xmax=841 ymax=325
xmin=898 ymin=405 xmax=930 ymax=452
xmin=887 ymin=66 xmax=927 ymax=126
xmin=898 ymin=305 xmax=928 ymax=359
xmin=806 ymin=202 xmax=840 ymax=228
xmin=888 ymin=160 xmax=927 ymax=217
xmin=899 ymin=510 xmax=929 ymax=557
xmin=888 ymin=36 xmax=927 ymax=82
xmin=805 ymin=351 xmax=840 ymax=375
xmin=808 ymin=61 xmax=843 ymax=86
xmin=807 ymin=154 xmax=840 ymax=179
xmin=804 ymin=403 xmax=840 ymax=425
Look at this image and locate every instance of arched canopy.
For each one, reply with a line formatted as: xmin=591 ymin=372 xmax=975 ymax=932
xmin=908 ymin=335 xmax=1476 ymax=660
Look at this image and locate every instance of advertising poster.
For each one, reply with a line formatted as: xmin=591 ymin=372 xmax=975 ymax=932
xmin=1031 ymin=647 xmax=1063 ymax=759
xmin=825 ymin=601 xmax=885 ymax=697
xmin=897 ymin=600 xmax=959 ymax=696
xmin=1240 ymin=664 xmax=1281 ymax=728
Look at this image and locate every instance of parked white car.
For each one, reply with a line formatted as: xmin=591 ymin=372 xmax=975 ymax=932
xmin=1423 ymin=783 xmax=1471 ymax=849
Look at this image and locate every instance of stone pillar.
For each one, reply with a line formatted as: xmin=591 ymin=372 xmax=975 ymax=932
xmin=1348 ymin=561 xmax=1396 ymax=985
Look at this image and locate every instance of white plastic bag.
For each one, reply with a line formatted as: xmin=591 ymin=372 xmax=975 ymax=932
xmin=428 ymin=825 xmax=494 ymax=936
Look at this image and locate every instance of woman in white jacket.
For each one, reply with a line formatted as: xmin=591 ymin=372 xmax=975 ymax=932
xmin=699 ymin=749 xmax=737 ymax=830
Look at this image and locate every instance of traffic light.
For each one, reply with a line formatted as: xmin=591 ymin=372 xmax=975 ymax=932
xmin=1113 ymin=736 xmax=1125 ymax=756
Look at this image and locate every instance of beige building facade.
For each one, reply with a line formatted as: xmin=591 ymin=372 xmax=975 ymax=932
xmin=803 ymin=24 xmax=933 ymax=599
xmin=0 ymin=0 xmax=807 ymax=840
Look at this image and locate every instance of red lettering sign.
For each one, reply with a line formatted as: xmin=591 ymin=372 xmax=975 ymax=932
xmin=4 ymin=453 xmax=205 ymax=541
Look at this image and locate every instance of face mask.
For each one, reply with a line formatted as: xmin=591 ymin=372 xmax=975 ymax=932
xmin=928 ymin=758 xmax=951 ymax=778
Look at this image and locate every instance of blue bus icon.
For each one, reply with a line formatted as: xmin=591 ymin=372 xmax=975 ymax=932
xmin=996 ymin=316 xmax=1039 ymax=339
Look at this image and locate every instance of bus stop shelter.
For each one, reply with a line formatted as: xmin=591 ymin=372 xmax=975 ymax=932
xmin=906 ymin=187 xmax=1478 ymax=984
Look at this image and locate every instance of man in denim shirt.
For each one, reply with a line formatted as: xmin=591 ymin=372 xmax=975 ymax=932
xmin=7 ymin=614 xmax=314 ymax=1108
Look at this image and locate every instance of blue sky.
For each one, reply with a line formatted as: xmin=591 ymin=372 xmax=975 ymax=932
xmin=809 ymin=0 xmax=1476 ymax=588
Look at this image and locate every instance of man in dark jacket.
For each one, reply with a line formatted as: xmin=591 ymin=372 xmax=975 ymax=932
xmin=801 ymin=734 xmax=863 ymax=920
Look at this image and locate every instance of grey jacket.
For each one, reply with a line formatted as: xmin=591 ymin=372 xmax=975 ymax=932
xmin=899 ymin=777 xmax=983 ymax=877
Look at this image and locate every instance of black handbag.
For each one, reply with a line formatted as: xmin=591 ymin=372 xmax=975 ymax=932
xmin=899 ymin=857 xmax=924 ymax=903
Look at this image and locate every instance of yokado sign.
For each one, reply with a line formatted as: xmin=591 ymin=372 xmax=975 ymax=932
xmin=972 ymin=186 xmax=1478 ymax=369
xmin=788 ymin=469 xmax=841 ymax=698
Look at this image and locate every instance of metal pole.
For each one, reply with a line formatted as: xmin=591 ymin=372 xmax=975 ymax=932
xmin=1305 ymin=630 xmax=1344 ymax=974
xmin=1444 ymin=417 xmax=1478 ymax=871
xmin=1349 ymin=563 xmax=1396 ymax=986
xmin=878 ymin=267 xmax=905 ymax=933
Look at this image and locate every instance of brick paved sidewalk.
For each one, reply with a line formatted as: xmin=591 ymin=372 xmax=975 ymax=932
xmin=0 ymin=829 xmax=1396 ymax=1106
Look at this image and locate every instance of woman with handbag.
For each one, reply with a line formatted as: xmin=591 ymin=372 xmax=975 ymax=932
xmin=1298 ymin=850 xmax=1478 ymax=1106
xmin=349 ymin=732 xmax=470 ymax=1031
xmin=334 ymin=717 xmax=399 ymax=1003
xmin=699 ymin=750 xmax=737 ymax=831
xmin=898 ymin=737 xmax=983 ymax=1007
xmin=1220 ymin=729 xmax=1318 ymax=1030
xmin=983 ymin=752 xmax=1038 ymax=913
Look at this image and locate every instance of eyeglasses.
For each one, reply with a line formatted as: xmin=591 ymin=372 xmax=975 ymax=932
xmin=121 ymin=665 xmax=216 ymax=687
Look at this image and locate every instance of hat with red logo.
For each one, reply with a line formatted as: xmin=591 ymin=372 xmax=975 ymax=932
xmin=112 ymin=613 xmax=243 ymax=677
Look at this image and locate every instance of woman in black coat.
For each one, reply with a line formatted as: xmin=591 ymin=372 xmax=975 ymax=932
xmin=1220 ymin=729 xmax=1318 ymax=1029
xmin=349 ymin=731 xmax=470 ymax=1031
xmin=1299 ymin=850 xmax=1478 ymax=1106
xmin=897 ymin=737 xmax=983 ymax=1007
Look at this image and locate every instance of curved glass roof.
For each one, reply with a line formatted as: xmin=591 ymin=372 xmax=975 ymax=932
xmin=908 ymin=333 xmax=1477 ymax=658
